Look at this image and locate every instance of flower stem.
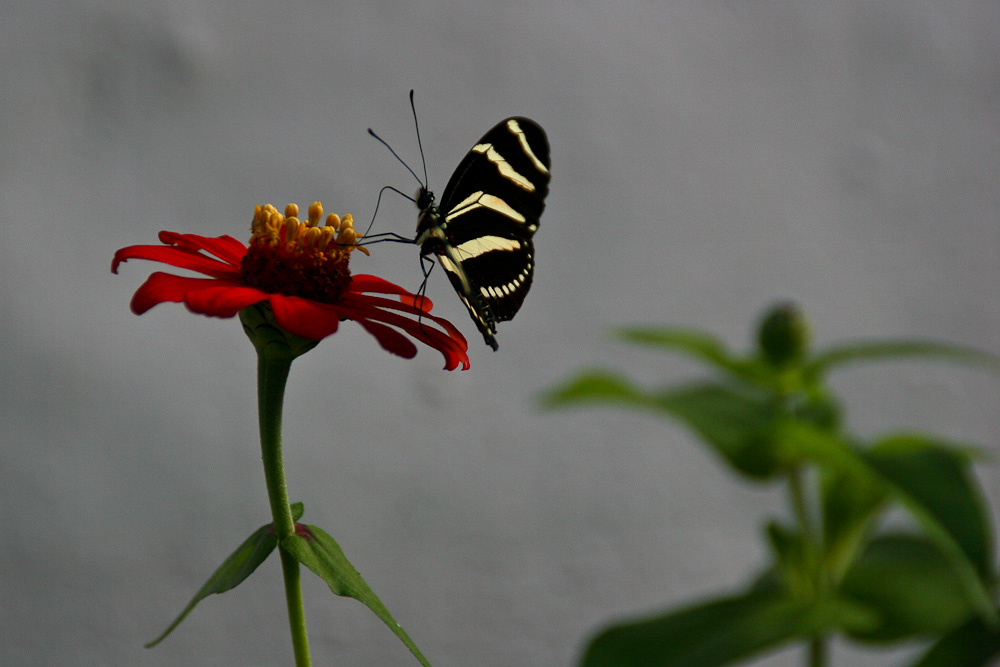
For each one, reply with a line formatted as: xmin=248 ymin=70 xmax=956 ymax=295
xmin=256 ymin=349 xmax=312 ymax=667
xmin=808 ymin=635 xmax=827 ymax=667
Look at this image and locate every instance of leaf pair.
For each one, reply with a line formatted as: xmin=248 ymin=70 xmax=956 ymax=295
xmin=146 ymin=502 xmax=430 ymax=667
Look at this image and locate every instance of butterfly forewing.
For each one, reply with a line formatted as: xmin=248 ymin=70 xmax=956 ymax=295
xmin=419 ymin=117 xmax=550 ymax=349
xmin=440 ymin=117 xmax=550 ymax=233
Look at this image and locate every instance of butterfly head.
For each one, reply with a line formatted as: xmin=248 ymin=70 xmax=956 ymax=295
xmin=415 ymin=186 xmax=435 ymax=213
xmin=415 ymin=186 xmax=442 ymax=239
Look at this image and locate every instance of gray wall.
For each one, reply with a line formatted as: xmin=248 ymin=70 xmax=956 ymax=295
xmin=3 ymin=2 xmax=998 ymax=665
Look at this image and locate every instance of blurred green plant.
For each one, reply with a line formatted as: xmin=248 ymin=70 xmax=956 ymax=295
xmin=543 ymin=303 xmax=1000 ymax=667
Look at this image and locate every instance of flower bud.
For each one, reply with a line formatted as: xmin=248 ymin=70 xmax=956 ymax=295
xmin=758 ymin=303 xmax=810 ymax=367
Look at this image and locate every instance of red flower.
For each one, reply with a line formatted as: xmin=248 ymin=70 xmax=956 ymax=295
xmin=112 ymin=202 xmax=470 ymax=370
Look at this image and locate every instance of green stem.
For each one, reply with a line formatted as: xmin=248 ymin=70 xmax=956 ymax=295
xmin=257 ymin=350 xmax=312 ymax=667
xmin=808 ymin=635 xmax=827 ymax=667
xmin=789 ymin=467 xmax=828 ymax=667
xmin=788 ymin=467 xmax=813 ymax=544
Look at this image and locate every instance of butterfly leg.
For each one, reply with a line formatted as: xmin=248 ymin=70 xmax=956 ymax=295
xmin=360 ymin=184 xmax=423 ymax=244
xmin=360 ymin=232 xmax=418 ymax=245
xmin=411 ymin=254 xmax=436 ymax=333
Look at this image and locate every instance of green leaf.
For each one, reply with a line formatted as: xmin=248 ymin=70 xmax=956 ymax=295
xmin=805 ymin=340 xmax=1000 ymax=382
xmin=790 ymin=392 xmax=842 ymax=432
xmin=765 ymin=523 xmax=817 ymax=594
xmin=540 ymin=370 xmax=646 ymax=409
xmin=580 ymin=587 xmax=865 ymax=667
xmin=864 ymin=437 xmax=996 ymax=624
xmin=146 ymin=521 xmax=281 ymax=647
xmin=840 ymin=534 xmax=980 ymax=642
xmin=821 ymin=467 xmax=888 ymax=580
xmin=865 ymin=437 xmax=994 ymax=580
xmin=282 ymin=524 xmax=432 ymax=667
xmin=651 ymin=383 xmax=781 ymax=479
xmin=769 ymin=420 xmax=869 ymax=477
xmin=912 ymin=609 xmax=1000 ymax=667
xmin=615 ymin=326 xmax=769 ymax=384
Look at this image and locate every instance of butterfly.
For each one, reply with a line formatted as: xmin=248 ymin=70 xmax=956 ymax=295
xmin=408 ymin=114 xmax=550 ymax=350
xmin=368 ymin=96 xmax=550 ymax=350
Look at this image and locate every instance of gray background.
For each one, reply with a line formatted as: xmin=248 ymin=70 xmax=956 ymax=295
xmin=3 ymin=2 xmax=999 ymax=666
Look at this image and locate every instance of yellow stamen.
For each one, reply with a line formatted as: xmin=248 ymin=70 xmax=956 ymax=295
xmin=307 ymin=202 xmax=323 ymax=226
xmin=248 ymin=203 xmax=368 ymax=255
xmin=241 ymin=202 xmax=368 ymax=304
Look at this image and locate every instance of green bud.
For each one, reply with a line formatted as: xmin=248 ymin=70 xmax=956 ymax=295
xmin=758 ymin=303 xmax=810 ymax=367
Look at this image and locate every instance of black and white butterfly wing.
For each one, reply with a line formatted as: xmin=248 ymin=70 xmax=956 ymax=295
xmin=417 ymin=117 xmax=550 ymax=350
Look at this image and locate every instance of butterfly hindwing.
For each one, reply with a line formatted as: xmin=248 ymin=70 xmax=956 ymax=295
xmin=417 ymin=117 xmax=550 ymax=350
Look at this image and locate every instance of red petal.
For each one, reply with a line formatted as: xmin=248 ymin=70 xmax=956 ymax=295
xmin=183 ymin=282 xmax=269 ymax=317
xmin=354 ymin=319 xmax=418 ymax=359
xmin=337 ymin=295 xmax=470 ymax=370
xmin=157 ymin=232 xmax=248 ymax=266
xmin=130 ymin=272 xmax=207 ymax=314
xmin=343 ymin=293 xmax=466 ymax=341
xmin=112 ymin=244 xmax=241 ymax=279
xmin=349 ymin=274 xmax=414 ymax=295
xmin=353 ymin=310 xmax=468 ymax=370
xmin=347 ymin=275 xmax=431 ymax=309
xmin=398 ymin=293 xmax=434 ymax=313
xmin=268 ymin=295 xmax=341 ymax=341
xmin=130 ymin=272 xmax=264 ymax=316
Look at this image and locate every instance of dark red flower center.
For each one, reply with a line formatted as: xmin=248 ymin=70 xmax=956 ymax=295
xmin=239 ymin=202 xmax=367 ymax=304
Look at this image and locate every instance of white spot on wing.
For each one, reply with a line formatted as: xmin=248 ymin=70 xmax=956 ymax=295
xmin=438 ymin=254 xmax=459 ymax=275
xmin=446 ymin=192 xmax=526 ymax=224
xmin=454 ymin=235 xmax=522 ymax=259
xmin=472 ymin=143 xmax=535 ymax=192
xmin=507 ymin=119 xmax=549 ymax=175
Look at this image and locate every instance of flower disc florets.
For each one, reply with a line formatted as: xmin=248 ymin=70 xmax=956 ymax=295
xmin=240 ymin=202 xmax=368 ymax=304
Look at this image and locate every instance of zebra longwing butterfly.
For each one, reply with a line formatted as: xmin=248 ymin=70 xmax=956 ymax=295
xmin=414 ymin=116 xmax=550 ymax=350
xmin=370 ymin=97 xmax=550 ymax=351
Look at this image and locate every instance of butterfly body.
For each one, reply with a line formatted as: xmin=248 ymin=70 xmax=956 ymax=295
xmin=415 ymin=117 xmax=550 ymax=350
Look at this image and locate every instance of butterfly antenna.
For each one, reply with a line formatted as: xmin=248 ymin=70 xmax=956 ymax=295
xmin=409 ymin=90 xmax=430 ymax=190
xmin=367 ymin=127 xmax=424 ymax=189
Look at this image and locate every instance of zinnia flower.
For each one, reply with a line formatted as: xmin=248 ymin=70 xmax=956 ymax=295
xmin=112 ymin=202 xmax=470 ymax=370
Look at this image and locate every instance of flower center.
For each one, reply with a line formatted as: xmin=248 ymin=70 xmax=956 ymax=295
xmin=240 ymin=202 xmax=368 ymax=304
